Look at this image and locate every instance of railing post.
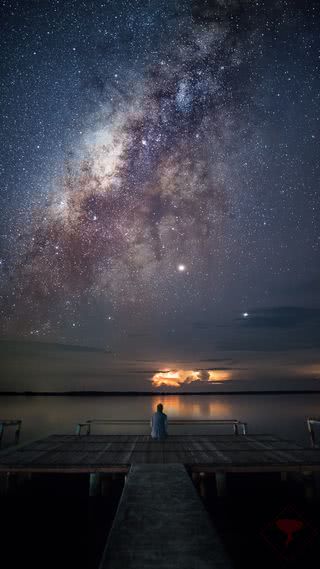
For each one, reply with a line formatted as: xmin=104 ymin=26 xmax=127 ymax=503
xmin=307 ymin=419 xmax=315 ymax=447
xmin=192 ymin=471 xmax=199 ymax=483
xmin=15 ymin=421 xmax=21 ymax=445
xmin=215 ymin=472 xmax=227 ymax=497
xmin=302 ymin=470 xmax=314 ymax=503
xmin=199 ymin=472 xmax=207 ymax=499
xmin=0 ymin=420 xmax=23 ymax=447
xmin=89 ymin=473 xmax=101 ymax=496
xmin=233 ymin=423 xmax=239 ymax=435
xmin=0 ymin=472 xmax=10 ymax=495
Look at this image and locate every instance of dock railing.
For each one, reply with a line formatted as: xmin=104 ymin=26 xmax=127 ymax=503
xmin=0 ymin=420 xmax=22 ymax=447
xmin=307 ymin=418 xmax=320 ymax=447
xmin=75 ymin=419 xmax=248 ymax=436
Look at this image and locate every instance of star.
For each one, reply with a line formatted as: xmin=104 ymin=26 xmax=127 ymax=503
xmin=178 ymin=264 xmax=186 ymax=272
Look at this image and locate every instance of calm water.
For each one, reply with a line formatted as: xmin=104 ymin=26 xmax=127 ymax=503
xmin=0 ymin=393 xmax=319 ymax=446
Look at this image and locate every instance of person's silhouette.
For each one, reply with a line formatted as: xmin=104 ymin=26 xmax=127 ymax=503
xmin=150 ymin=403 xmax=168 ymax=440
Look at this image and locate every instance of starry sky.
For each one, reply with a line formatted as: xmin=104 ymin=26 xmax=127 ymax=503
xmin=1 ymin=0 xmax=320 ymax=392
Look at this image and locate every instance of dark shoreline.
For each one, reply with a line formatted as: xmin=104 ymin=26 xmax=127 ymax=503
xmin=1 ymin=390 xmax=320 ymax=396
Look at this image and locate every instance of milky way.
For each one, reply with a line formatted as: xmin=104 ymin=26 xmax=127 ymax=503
xmin=1 ymin=0 xmax=320 ymax=377
xmin=2 ymin=1 xmax=258 ymax=335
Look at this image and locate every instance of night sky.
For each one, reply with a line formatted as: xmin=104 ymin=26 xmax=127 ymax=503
xmin=1 ymin=0 xmax=320 ymax=391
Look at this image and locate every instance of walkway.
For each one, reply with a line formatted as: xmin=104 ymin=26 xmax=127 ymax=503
xmin=99 ymin=463 xmax=232 ymax=569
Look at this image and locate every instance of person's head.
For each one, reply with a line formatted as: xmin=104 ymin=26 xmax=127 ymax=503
xmin=157 ymin=403 xmax=163 ymax=413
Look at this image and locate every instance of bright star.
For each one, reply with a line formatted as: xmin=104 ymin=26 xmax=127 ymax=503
xmin=178 ymin=264 xmax=186 ymax=272
xmin=243 ymin=312 xmax=249 ymax=318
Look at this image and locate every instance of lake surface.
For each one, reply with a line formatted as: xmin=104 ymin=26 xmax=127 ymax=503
xmin=0 ymin=393 xmax=319 ymax=446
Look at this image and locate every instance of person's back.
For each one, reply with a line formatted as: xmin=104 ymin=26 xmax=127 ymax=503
xmin=151 ymin=403 xmax=168 ymax=440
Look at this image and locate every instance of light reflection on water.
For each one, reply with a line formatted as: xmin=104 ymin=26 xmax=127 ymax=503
xmin=0 ymin=394 xmax=319 ymax=446
xmin=151 ymin=395 xmax=232 ymax=417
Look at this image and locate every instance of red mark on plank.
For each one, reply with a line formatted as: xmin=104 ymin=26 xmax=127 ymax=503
xmin=276 ymin=518 xmax=304 ymax=546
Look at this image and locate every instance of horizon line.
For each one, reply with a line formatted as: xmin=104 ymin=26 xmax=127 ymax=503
xmin=1 ymin=389 xmax=320 ymax=396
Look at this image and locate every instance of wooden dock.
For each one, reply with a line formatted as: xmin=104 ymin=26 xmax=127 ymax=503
xmin=0 ymin=433 xmax=319 ymax=474
xmin=1 ymin=432 xmax=320 ymax=568
xmin=99 ymin=463 xmax=232 ymax=569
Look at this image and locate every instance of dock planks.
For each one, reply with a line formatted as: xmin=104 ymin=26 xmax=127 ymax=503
xmin=0 ymin=434 xmax=320 ymax=473
xmin=99 ymin=463 xmax=233 ymax=569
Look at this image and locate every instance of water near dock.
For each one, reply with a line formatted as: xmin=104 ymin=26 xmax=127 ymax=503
xmin=0 ymin=393 xmax=319 ymax=445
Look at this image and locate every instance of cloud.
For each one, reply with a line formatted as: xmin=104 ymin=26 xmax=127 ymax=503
xmin=237 ymin=306 xmax=320 ymax=329
xmin=151 ymin=368 xmax=232 ymax=388
xmin=294 ymin=276 xmax=320 ymax=296
xmin=0 ymin=339 xmax=111 ymax=355
xmin=198 ymin=357 xmax=233 ymax=362
xmin=191 ymin=321 xmax=216 ymax=330
xmin=127 ymin=333 xmax=149 ymax=338
xmin=216 ymin=306 xmax=320 ymax=352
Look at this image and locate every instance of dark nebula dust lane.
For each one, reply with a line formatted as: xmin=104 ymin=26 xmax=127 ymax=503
xmin=1 ymin=0 xmax=320 ymax=388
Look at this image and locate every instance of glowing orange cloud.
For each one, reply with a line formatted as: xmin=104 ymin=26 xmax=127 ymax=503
xmin=151 ymin=368 xmax=231 ymax=388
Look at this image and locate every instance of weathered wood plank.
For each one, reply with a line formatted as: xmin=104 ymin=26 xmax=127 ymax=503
xmin=0 ymin=451 xmax=46 ymax=465
xmin=1 ymin=434 xmax=319 ymax=473
xmin=99 ymin=464 xmax=232 ymax=569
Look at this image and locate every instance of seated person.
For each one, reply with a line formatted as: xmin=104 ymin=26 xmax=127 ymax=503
xmin=151 ymin=403 xmax=168 ymax=440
